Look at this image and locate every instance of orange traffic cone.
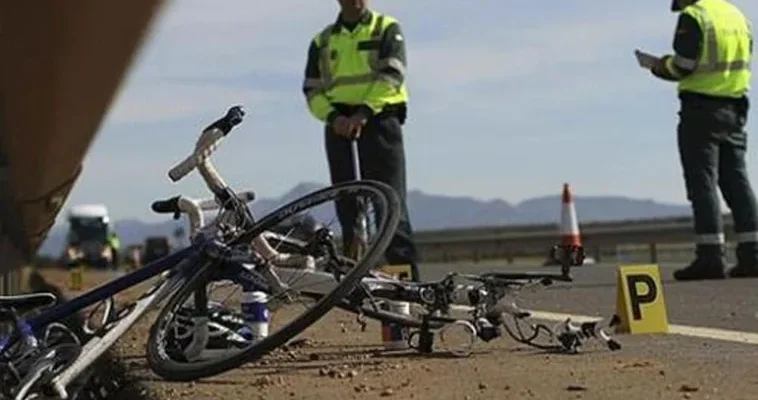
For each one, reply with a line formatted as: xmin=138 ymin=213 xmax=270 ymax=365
xmin=560 ymin=183 xmax=582 ymax=247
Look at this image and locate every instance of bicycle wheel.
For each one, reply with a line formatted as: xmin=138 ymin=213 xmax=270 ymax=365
xmin=145 ymin=180 xmax=401 ymax=382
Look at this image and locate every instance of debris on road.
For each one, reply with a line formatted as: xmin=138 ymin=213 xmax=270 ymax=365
xmin=566 ymin=384 xmax=588 ymax=392
xmin=678 ymin=384 xmax=699 ymax=393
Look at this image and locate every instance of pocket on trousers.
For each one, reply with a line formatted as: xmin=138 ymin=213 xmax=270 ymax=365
xmin=378 ymin=116 xmax=403 ymax=143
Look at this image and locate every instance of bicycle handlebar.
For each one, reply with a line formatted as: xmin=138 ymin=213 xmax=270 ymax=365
xmin=150 ymin=191 xmax=256 ymax=237
xmin=152 ymin=105 xmax=251 ymax=238
xmin=167 ymin=105 xmax=245 ymax=185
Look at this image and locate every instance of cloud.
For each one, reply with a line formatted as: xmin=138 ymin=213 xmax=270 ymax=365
xmin=410 ymin=9 xmax=670 ymax=87
xmin=105 ymin=81 xmax=287 ymax=125
xmin=103 ymin=0 xmax=686 ymax=129
xmin=64 ymin=0 xmax=758 ymax=226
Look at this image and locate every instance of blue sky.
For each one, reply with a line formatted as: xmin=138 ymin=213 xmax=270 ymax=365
xmin=56 ymin=0 xmax=758 ymax=226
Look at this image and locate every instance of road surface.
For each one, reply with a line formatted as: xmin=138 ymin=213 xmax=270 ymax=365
xmin=38 ymin=262 xmax=758 ymax=400
xmin=422 ymin=261 xmax=758 ymax=333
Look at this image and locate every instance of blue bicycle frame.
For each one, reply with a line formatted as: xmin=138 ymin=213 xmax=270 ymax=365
xmin=0 ymin=244 xmax=202 ymax=353
xmin=35 ymin=245 xmax=202 ymax=329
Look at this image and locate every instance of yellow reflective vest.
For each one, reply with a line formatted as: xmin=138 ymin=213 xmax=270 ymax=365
xmin=675 ymin=0 xmax=752 ymax=97
xmin=303 ymin=10 xmax=409 ymax=122
xmin=107 ymin=233 xmax=120 ymax=250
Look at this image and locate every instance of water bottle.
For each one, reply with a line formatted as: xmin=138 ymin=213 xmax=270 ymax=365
xmin=238 ymin=290 xmax=269 ymax=342
xmin=380 ymin=301 xmax=410 ymax=350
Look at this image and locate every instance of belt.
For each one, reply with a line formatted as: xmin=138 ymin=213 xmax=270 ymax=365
xmin=679 ymin=91 xmax=747 ymax=106
xmin=332 ymin=102 xmax=407 ymax=119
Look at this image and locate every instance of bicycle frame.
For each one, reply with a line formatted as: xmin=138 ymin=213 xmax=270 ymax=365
xmin=0 ymin=239 xmax=216 ymax=400
xmin=24 ymin=246 xmax=201 ymax=333
xmin=257 ymin=243 xmax=620 ymax=355
xmin=256 ymin=244 xmax=581 ymax=309
xmin=49 ymin=247 xmax=206 ymax=397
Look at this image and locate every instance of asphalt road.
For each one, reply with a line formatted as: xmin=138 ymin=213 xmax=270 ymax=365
xmin=419 ymin=262 xmax=758 ymax=333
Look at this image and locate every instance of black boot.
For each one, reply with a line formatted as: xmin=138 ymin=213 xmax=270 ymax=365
xmin=728 ymin=242 xmax=758 ymax=278
xmin=673 ymin=244 xmax=727 ymax=281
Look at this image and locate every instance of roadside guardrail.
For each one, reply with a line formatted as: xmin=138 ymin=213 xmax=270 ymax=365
xmin=414 ymin=213 xmax=736 ymax=264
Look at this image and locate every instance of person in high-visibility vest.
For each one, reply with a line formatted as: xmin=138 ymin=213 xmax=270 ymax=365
xmin=302 ymin=0 xmax=420 ymax=281
xmin=647 ymin=0 xmax=756 ymax=280
xmin=107 ymin=231 xmax=121 ymax=269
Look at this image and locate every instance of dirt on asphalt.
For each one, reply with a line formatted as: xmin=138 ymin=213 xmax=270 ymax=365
xmin=36 ymin=267 xmax=758 ymax=400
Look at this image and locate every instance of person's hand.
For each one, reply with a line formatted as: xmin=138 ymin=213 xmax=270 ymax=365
xmin=330 ymin=109 xmax=369 ymax=139
xmin=343 ymin=115 xmax=367 ymax=139
xmin=332 ymin=115 xmax=351 ymax=138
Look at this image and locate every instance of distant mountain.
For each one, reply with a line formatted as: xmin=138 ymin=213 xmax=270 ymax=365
xmin=36 ymin=182 xmax=691 ymax=256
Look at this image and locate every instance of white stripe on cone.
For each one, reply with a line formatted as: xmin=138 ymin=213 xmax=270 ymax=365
xmin=560 ymin=183 xmax=581 ymax=246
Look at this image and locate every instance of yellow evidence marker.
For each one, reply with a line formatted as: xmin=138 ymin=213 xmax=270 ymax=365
xmin=615 ymin=264 xmax=669 ymax=334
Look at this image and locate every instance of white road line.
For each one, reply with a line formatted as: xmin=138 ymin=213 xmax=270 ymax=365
xmin=529 ymin=310 xmax=758 ymax=346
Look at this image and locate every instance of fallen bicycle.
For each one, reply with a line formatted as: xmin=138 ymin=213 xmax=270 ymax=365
xmin=254 ymin=242 xmax=623 ymax=358
xmin=165 ymin=240 xmax=623 ymax=360
xmin=0 ymin=105 xmax=621 ymax=400
xmin=0 ymin=105 xmax=405 ymax=398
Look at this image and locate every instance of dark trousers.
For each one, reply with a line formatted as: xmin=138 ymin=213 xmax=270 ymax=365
xmin=324 ymin=112 xmax=420 ymax=279
xmin=677 ymin=93 xmax=758 ymax=265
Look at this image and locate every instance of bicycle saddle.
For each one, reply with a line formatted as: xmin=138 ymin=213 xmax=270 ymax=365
xmin=0 ymin=292 xmax=57 ymax=314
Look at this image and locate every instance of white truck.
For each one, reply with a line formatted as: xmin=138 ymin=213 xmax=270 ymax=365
xmin=63 ymin=204 xmax=117 ymax=269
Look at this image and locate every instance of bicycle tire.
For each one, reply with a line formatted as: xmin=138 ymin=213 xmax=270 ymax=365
xmin=145 ymin=179 xmax=401 ymax=382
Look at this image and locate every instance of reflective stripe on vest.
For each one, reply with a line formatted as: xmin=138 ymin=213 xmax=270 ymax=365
xmin=303 ymin=13 xmax=406 ymax=102
xmin=695 ymin=233 xmax=725 ymax=244
xmin=736 ymin=231 xmax=758 ymax=243
xmin=677 ymin=0 xmax=752 ymax=96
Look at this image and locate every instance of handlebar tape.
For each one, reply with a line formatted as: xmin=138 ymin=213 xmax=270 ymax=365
xmin=166 ymin=106 xmax=245 ymax=183
xmin=167 ymin=128 xmax=224 ymax=182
